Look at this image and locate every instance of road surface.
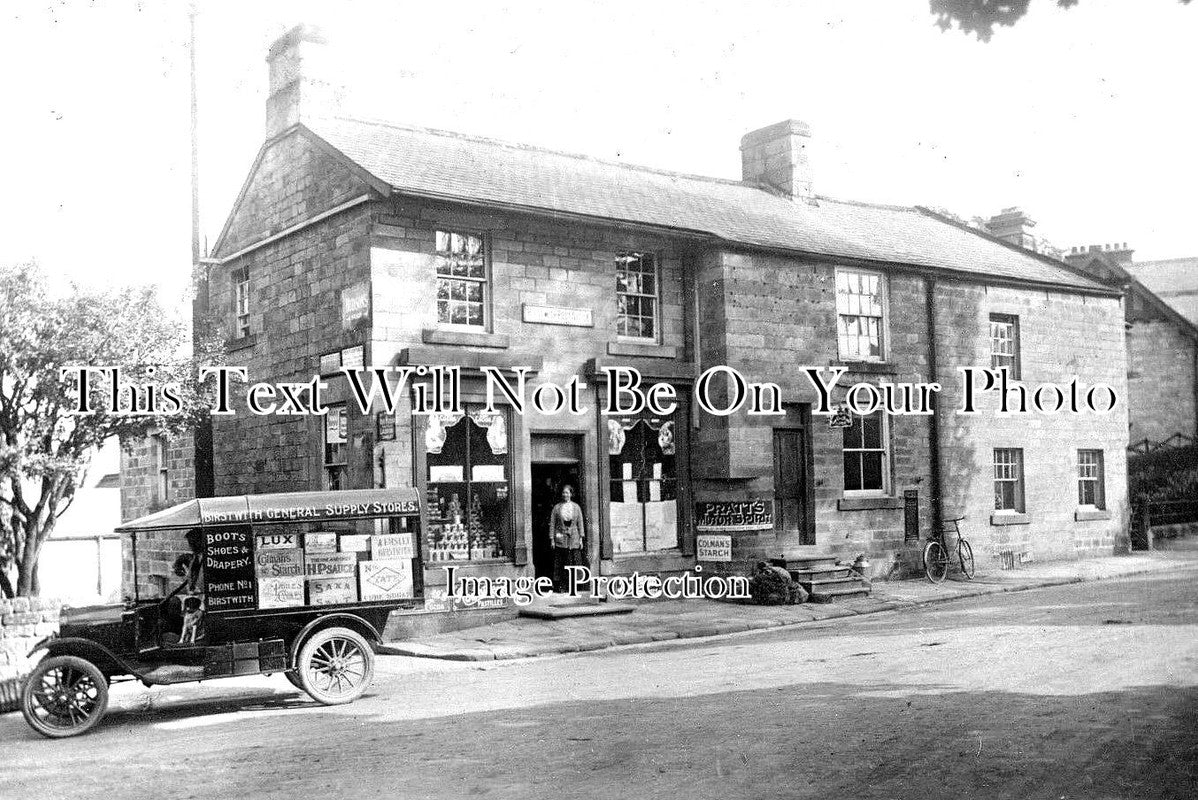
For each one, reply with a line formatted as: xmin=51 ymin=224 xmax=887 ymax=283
xmin=2 ymin=568 xmax=1196 ymax=799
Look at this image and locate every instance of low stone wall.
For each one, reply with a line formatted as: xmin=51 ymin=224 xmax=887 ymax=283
xmin=0 ymin=597 xmax=61 ymax=713
xmin=1152 ymin=521 xmax=1198 ymax=540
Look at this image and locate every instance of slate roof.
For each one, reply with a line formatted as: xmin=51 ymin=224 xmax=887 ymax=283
xmin=304 ymin=115 xmax=1113 ymax=295
xmin=1125 ymin=257 xmax=1198 ymax=327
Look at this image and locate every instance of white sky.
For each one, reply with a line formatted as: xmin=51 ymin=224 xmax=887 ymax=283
xmin=2 ymin=0 xmax=1195 ymax=306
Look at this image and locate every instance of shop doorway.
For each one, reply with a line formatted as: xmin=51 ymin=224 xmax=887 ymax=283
xmin=774 ymin=425 xmax=814 ymax=545
xmin=530 ymin=435 xmax=584 ymax=582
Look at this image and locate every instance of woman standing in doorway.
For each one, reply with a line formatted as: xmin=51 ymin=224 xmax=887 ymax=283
xmin=550 ymin=485 xmax=585 ymax=592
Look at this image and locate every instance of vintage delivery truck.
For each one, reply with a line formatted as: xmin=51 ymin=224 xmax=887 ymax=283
xmin=19 ymin=488 xmax=422 ymax=738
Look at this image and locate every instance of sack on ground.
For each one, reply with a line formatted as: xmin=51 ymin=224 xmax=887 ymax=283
xmin=748 ymin=561 xmax=807 ymax=605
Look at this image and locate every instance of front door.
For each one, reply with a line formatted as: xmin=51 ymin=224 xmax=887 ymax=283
xmin=531 ymin=462 xmax=584 ymax=580
xmin=530 ymin=434 xmax=585 ymax=582
xmin=773 ymin=428 xmax=813 ymax=545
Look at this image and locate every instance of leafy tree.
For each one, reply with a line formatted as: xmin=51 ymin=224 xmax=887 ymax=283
xmin=0 ymin=263 xmax=220 ymax=597
xmin=931 ymin=0 xmax=1191 ymax=42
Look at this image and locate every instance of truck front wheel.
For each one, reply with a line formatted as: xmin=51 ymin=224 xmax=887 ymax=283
xmin=21 ymin=655 xmax=110 ymax=739
xmin=296 ymin=627 xmax=374 ymax=706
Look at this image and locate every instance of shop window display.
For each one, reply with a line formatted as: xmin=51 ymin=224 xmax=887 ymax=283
xmin=425 ymin=407 xmax=512 ymax=562
xmin=608 ymin=413 xmax=678 ymax=553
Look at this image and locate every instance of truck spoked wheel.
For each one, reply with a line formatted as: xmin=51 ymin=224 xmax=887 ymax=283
xmin=21 ymin=655 xmax=109 ymax=738
xmin=297 ymin=627 xmax=374 ymax=705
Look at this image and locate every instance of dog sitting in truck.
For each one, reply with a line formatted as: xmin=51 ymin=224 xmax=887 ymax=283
xmin=179 ymin=596 xmax=205 ymax=644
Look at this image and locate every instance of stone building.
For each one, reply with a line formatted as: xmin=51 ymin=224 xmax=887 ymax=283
xmin=121 ymin=26 xmax=1130 ymax=614
xmin=1062 ymin=245 xmax=1198 ymax=447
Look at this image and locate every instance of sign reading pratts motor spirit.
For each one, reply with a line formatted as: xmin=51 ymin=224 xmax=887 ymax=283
xmin=694 ymin=500 xmax=774 ymax=532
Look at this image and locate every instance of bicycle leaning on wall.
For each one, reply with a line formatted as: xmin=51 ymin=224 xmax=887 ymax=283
xmin=923 ymin=516 xmax=975 ymax=584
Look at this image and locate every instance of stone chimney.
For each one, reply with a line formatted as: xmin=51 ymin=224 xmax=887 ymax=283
xmin=740 ymin=120 xmax=814 ymax=201
xmin=985 ymin=207 xmax=1038 ymax=250
xmin=265 ymin=25 xmax=345 ymax=139
xmin=1064 ymin=243 xmax=1135 ymax=284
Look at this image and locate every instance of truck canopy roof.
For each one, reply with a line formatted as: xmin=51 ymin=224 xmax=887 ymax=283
xmin=116 ymin=488 xmax=421 ymax=532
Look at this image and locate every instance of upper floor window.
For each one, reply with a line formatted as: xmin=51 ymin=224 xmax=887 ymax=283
xmin=993 ymin=448 xmax=1025 ymax=513
xmin=842 ymin=411 xmax=889 ymax=495
xmin=1077 ymin=449 xmax=1105 ymax=509
xmin=324 ymin=405 xmax=348 ymax=490
xmin=435 ymin=230 xmax=487 ymax=328
xmin=616 ymin=252 xmax=658 ymax=341
xmin=152 ymin=434 xmax=169 ymax=505
xmin=233 ymin=267 xmax=250 ymax=338
xmin=990 ymin=314 xmax=1020 ymax=378
xmin=836 ymin=270 xmax=886 ymax=361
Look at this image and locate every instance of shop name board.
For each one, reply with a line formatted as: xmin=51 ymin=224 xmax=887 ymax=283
xmin=199 ymin=499 xmax=419 ymax=525
xmin=522 ymin=303 xmax=594 ymax=327
xmin=696 ymin=535 xmax=733 ymax=562
xmin=694 ymin=500 xmax=774 ymax=532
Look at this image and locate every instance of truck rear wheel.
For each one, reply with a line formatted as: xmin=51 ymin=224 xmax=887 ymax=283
xmin=21 ymin=655 xmax=109 ymax=739
xmin=296 ymin=627 xmax=374 ymax=706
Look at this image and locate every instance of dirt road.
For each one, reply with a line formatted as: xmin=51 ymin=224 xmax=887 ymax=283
xmin=2 ymin=569 xmax=1195 ymax=799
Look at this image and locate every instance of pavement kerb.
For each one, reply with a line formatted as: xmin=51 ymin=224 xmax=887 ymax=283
xmin=378 ymin=558 xmax=1189 ymax=662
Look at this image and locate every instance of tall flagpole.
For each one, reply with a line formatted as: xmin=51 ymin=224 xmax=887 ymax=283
xmin=189 ymin=3 xmax=201 ymax=265
xmin=189 ymin=2 xmax=216 ymax=498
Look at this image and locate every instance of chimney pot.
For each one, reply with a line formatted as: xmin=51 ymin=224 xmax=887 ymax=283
xmin=740 ymin=119 xmax=814 ymax=201
xmin=984 ymin=207 xmax=1037 ymax=250
xmin=264 ymin=24 xmax=343 ymax=139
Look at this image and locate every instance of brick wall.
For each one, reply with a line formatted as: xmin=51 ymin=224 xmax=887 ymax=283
xmin=122 ymin=527 xmax=193 ymax=602
xmin=1126 ymin=319 xmax=1197 ymax=443
xmin=120 ymin=433 xmax=196 ymax=522
xmin=120 ymin=433 xmax=197 ymax=600
xmin=0 ymin=596 xmax=61 ymax=711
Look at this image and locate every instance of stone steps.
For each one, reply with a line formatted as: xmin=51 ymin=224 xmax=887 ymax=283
xmin=771 ymin=554 xmax=872 ymax=603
